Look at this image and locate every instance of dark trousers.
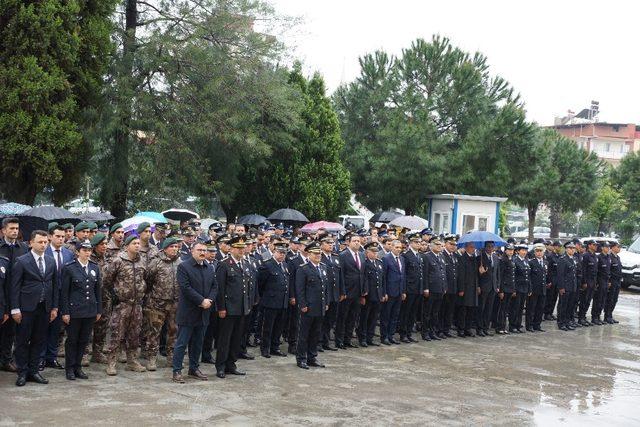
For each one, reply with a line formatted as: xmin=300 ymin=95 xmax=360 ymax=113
xmin=0 ymin=317 xmax=16 ymax=365
xmin=508 ymin=292 xmax=526 ymax=329
xmin=215 ymin=315 xmax=244 ymax=371
xmin=476 ymin=288 xmax=496 ymax=332
xmin=422 ymin=293 xmax=442 ymax=337
xmin=261 ymin=307 xmax=286 ymax=353
xmin=335 ymin=297 xmax=360 ymax=345
xmin=297 ymin=313 xmax=322 ymax=363
xmin=577 ymin=286 xmax=594 ymax=320
xmin=321 ymin=301 xmax=338 ymax=346
xmin=440 ymin=293 xmax=456 ymax=333
xmin=591 ymin=283 xmax=608 ymax=319
xmin=557 ymin=291 xmax=575 ymax=327
xmin=172 ymin=324 xmax=205 ymax=373
xmin=159 ymin=321 xmax=168 ymax=355
xmin=526 ymin=293 xmax=545 ymax=330
xmin=380 ymin=296 xmax=401 ymax=340
xmin=495 ymin=294 xmax=509 ymax=331
xmin=399 ymin=294 xmax=421 ymax=338
xmin=64 ymin=317 xmax=95 ymax=371
xmin=357 ymin=299 xmax=380 ymax=343
xmin=544 ymin=283 xmax=559 ymax=316
xmin=456 ymin=304 xmax=475 ymax=332
xmin=240 ymin=306 xmax=258 ymax=354
xmin=604 ymin=285 xmax=620 ymax=319
xmin=287 ymin=305 xmax=299 ymax=350
xmin=14 ymin=303 xmax=48 ymax=376
xmin=41 ymin=313 xmax=62 ymax=363
xmin=201 ymin=311 xmax=218 ymax=362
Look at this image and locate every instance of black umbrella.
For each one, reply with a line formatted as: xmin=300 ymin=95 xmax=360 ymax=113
xmin=161 ymin=209 xmax=199 ymax=222
xmin=78 ymin=211 xmax=115 ymax=222
xmin=237 ymin=214 xmax=268 ymax=226
xmin=267 ymin=208 xmax=309 ymax=223
xmin=370 ymin=210 xmax=402 ymax=223
xmin=17 ymin=206 xmax=80 ymax=240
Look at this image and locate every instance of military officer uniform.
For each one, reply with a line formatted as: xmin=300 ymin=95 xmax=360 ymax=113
xmin=556 ymin=243 xmax=578 ymax=330
xmin=527 ymin=245 xmax=548 ymax=332
xmin=320 ymin=239 xmax=343 ymax=351
xmin=578 ymin=243 xmax=598 ymax=325
xmin=400 ymin=235 xmax=424 ymax=342
xmin=257 ymin=246 xmax=290 ymax=357
xmin=592 ymin=244 xmax=611 ymax=324
xmin=543 ymin=244 xmax=561 ymax=320
xmin=357 ymin=243 xmax=385 ymax=346
xmin=604 ymin=243 xmax=622 ymax=324
xmin=422 ymin=242 xmax=447 ymax=340
xmin=439 ymin=236 xmax=459 ymax=337
xmin=496 ymin=247 xmax=516 ymax=334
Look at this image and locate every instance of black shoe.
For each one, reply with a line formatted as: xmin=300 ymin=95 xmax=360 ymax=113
xmin=484 ymin=330 xmax=494 ymax=336
xmin=317 ymin=346 xmax=324 ymax=352
xmin=270 ymin=349 xmax=287 ymax=357
xmin=261 ymin=351 xmax=271 ymax=358
xmin=238 ymin=352 xmax=254 ymax=360
xmin=422 ymin=335 xmax=432 ymax=342
xmin=543 ymin=314 xmax=553 ymax=321
xmin=27 ymin=373 xmax=49 ymax=384
xmin=444 ymin=331 xmax=454 ymax=338
xmin=612 ymin=318 xmax=620 ymax=324
xmin=605 ymin=318 xmax=614 ymax=324
xmin=345 ymin=342 xmax=359 ymax=348
xmin=526 ymin=327 xmax=535 ymax=332
xmin=465 ymin=330 xmax=475 ymax=337
xmin=558 ymin=325 xmax=568 ymax=331
xmin=216 ymin=370 xmax=226 ymax=379
xmin=508 ymin=328 xmax=517 ymax=333
xmin=367 ymin=341 xmax=380 ymax=347
xmin=308 ymin=359 xmax=325 ymax=368
xmin=74 ymin=369 xmax=89 ymax=380
xmin=534 ymin=327 xmax=546 ymax=332
xmin=225 ymin=367 xmax=246 ymax=376
xmin=381 ymin=339 xmax=391 ymax=346
xmin=400 ymin=336 xmax=411 ymax=343
xmin=358 ymin=341 xmax=368 ymax=347
xmin=566 ymin=324 xmax=576 ymax=330
xmin=389 ymin=338 xmax=401 ymax=345
xmin=436 ymin=332 xmax=447 ymax=339
xmin=573 ymin=321 xmax=583 ymax=328
xmin=45 ymin=360 xmax=64 ymax=370
xmin=336 ymin=343 xmax=346 ymax=350
xmin=66 ymin=370 xmax=76 ymax=381
xmin=516 ymin=328 xmax=525 ymax=334
xmin=408 ymin=336 xmax=418 ymax=343
xmin=297 ymin=361 xmax=309 ymax=370
xmin=322 ymin=344 xmax=338 ymax=351
xmin=16 ymin=374 xmax=26 ymax=387
xmin=457 ymin=331 xmax=466 ymax=338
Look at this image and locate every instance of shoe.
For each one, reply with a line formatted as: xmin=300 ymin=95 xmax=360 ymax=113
xmin=558 ymin=325 xmax=568 ymax=331
xmin=216 ymin=370 xmax=226 ymax=379
xmin=444 ymin=331 xmax=454 ymax=338
xmin=261 ymin=351 xmax=271 ymax=358
xmin=125 ymin=352 xmax=146 ymax=372
xmin=612 ymin=318 xmax=620 ymax=324
xmin=16 ymin=374 xmax=26 ymax=387
xmin=225 ymin=367 xmax=246 ymax=376
xmin=484 ymin=330 xmax=494 ymax=336
xmin=381 ymin=339 xmax=391 ymax=346
xmin=91 ymin=352 xmax=108 ymax=364
xmin=408 ymin=336 xmax=418 ymax=343
xmin=367 ymin=341 xmax=380 ymax=347
xmin=146 ymin=356 xmax=157 ymax=371
xmin=238 ymin=352 xmax=254 ymax=360
xmin=66 ymin=370 xmax=76 ymax=381
xmin=400 ymin=337 xmax=410 ymax=343
xmin=322 ymin=344 xmax=338 ymax=351
xmin=172 ymin=372 xmax=185 ymax=383
xmin=317 ymin=346 xmax=324 ymax=352
xmin=389 ymin=338 xmax=401 ymax=345
xmin=497 ymin=330 xmax=506 ymax=335
xmin=566 ymin=324 xmax=576 ymax=330
xmin=573 ymin=322 xmax=583 ymax=328
xmin=457 ymin=331 xmax=466 ymax=338
xmin=436 ymin=332 xmax=447 ymax=339
xmin=308 ymin=359 xmax=325 ymax=368
xmin=534 ymin=327 xmax=546 ymax=332
xmin=336 ymin=343 xmax=346 ymax=350
xmin=297 ymin=361 xmax=309 ymax=370
xmin=106 ymin=353 xmax=117 ymax=376
xmin=2 ymin=361 xmax=17 ymax=373
xmin=74 ymin=369 xmax=89 ymax=380
xmin=515 ymin=328 xmax=524 ymax=334
xmin=358 ymin=341 xmax=368 ymax=347
xmin=118 ymin=351 xmax=127 ymax=363
xmin=526 ymin=327 xmax=535 ymax=332
xmin=27 ymin=373 xmax=49 ymax=384
xmin=345 ymin=342 xmax=359 ymax=348
xmin=270 ymin=349 xmax=287 ymax=357
xmin=188 ymin=369 xmax=208 ymax=381
xmin=605 ymin=318 xmax=614 ymax=324
xmin=550 ymin=315 xmax=557 ymax=320
xmin=465 ymin=330 xmax=475 ymax=337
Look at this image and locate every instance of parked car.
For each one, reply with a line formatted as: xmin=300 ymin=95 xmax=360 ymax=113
xmin=619 ymin=236 xmax=640 ymax=289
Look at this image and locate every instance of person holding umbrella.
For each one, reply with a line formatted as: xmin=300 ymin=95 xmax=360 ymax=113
xmin=456 ymin=242 xmax=479 ymax=337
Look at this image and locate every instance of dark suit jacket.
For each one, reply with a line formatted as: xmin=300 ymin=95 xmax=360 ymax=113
xmin=364 ymin=258 xmax=386 ymax=301
xmin=529 ymin=257 xmax=548 ymax=296
xmin=215 ymin=256 xmax=251 ymax=316
xmin=382 ymin=252 xmax=405 ymax=298
xmin=0 ymin=257 xmax=7 ymax=315
xmin=45 ymin=245 xmax=75 ymax=294
xmin=402 ymin=250 xmax=424 ymax=294
xmin=477 ymin=251 xmax=499 ymax=292
xmin=322 ymin=252 xmax=344 ymax=303
xmin=176 ymin=256 xmax=217 ymax=326
xmin=441 ymin=250 xmax=458 ymax=294
xmin=257 ymin=258 xmax=290 ymax=309
xmin=61 ymin=259 xmax=102 ymax=318
xmin=0 ymin=239 xmax=28 ymax=306
xmin=457 ymin=251 xmax=478 ymax=307
xmin=11 ymin=252 xmax=58 ymax=313
xmin=424 ymin=252 xmax=447 ymax=294
xmin=295 ymin=262 xmax=329 ymax=317
xmin=556 ymin=254 xmax=577 ymax=292
xmin=339 ymin=249 xmax=365 ymax=299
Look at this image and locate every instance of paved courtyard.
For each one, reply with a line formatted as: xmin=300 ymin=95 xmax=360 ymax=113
xmin=1 ymin=291 xmax=639 ymax=426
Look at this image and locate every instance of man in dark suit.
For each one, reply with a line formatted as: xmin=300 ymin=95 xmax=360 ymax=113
xmin=215 ymin=235 xmax=252 ymax=379
xmin=456 ymin=242 xmax=479 ymax=337
xmin=171 ymin=241 xmax=217 ymax=383
xmin=527 ymin=243 xmax=548 ymax=332
xmin=336 ymin=233 xmax=366 ymax=348
xmin=400 ymin=233 xmax=425 ymax=343
xmin=0 ymin=217 xmax=29 ymax=373
xmin=381 ymin=239 xmax=405 ymax=345
xmin=320 ymin=235 xmax=343 ymax=351
xmin=257 ymin=241 xmax=290 ymax=358
xmin=41 ymin=223 xmax=75 ymax=370
xmin=11 ymin=230 xmax=58 ymax=386
xmin=440 ymin=235 xmax=458 ymax=338
xmin=476 ymin=242 xmax=499 ymax=337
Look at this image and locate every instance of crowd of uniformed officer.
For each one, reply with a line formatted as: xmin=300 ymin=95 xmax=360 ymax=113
xmin=0 ymin=215 xmax=624 ymax=386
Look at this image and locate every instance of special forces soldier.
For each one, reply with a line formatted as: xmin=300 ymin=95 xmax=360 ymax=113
xmin=103 ymin=235 xmax=148 ymax=375
xmin=143 ymin=237 xmax=181 ymax=371
xmin=105 ymin=223 xmax=125 ymax=264
xmin=294 ymin=242 xmax=329 ymax=369
xmin=137 ymin=222 xmax=160 ymax=266
xmin=65 ymin=222 xmax=91 ymax=254
xmin=591 ymin=241 xmax=611 ymax=325
xmin=578 ymin=239 xmax=598 ymax=326
xmin=557 ymin=242 xmax=578 ymax=331
xmin=89 ymin=233 xmax=110 ymax=363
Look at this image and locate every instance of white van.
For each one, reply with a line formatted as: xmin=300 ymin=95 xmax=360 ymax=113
xmin=620 ymin=237 xmax=640 ymax=289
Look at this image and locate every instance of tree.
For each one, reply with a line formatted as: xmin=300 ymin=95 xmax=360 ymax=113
xmin=588 ymin=184 xmax=626 ymax=235
xmin=612 ymin=151 xmax=640 ymax=212
xmin=0 ymin=1 xmax=115 ymax=204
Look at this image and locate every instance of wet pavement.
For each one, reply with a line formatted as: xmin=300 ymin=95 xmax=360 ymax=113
xmin=1 ymin=290 xmax=639 ymax=426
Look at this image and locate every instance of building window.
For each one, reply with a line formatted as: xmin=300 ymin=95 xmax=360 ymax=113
xmin=478 ymin=217 xmax=488 ymax=231
xmin=442 ymin=213 xmax=450 ymax=233
xmin=606 ymin=143 xmax=611 ymax=152
xmin=462 ymin=215 xmax=475 ymax=234
xmin=433 ymin=212 xmax=450 ymax=234
xmin=434 ymin=213 xmax=441 ymax=234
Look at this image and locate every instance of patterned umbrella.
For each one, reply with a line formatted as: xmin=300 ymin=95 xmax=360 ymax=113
xmin=0 ymin=202 xmax=32 ymax=216
xmin=300 ymin=221 xmax=345 ymax=233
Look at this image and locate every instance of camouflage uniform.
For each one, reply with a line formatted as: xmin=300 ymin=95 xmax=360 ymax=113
xmin=103 ymin=251 xmax=147 ymax=356
xmin=143 ymin=252 xmax=180 ymax=361
xmin=105 ymin=238 xmax=122 ymax=264
xmin=138 ymin=241 xmax=159 ymax=352
xmin=90 ymin=251 xmax=110 ymax=359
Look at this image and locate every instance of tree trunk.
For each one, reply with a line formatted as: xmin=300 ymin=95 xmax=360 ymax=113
xmin=527 ymin=203 xmax=538 ymax=242
xmin=549 ymin=203 xmax=562 ymax=238
xmin=107 ymin=0 xmax=137 ymax=219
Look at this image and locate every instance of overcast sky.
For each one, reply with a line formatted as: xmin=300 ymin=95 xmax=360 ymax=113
xmin=267 ymin=0 xmax=638 ymax=126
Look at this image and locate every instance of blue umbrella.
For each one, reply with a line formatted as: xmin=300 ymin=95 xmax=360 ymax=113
xmin=456 ymin=231 xmax=506 ymax=248
xmin=135 ymin=211 xmax=167 ymax=223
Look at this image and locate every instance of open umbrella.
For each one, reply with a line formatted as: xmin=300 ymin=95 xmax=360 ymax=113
xmin=300 ymin=221 xmax=345 ymax=233
xmin=456 ymin=231 xmax=506 ymax=248
xmin=389 ymin=215 xmax=429 ymax=231
xmin=237 ymin=214 xmax=268 ymax=226
xmin=370 ymin=210 xmax=402 ymax=223
xmin=268 ymin=208 xmax=308 ymax=224
xmin=0 ymin=202 xmax=32 ymax=216
xmin=161 ymin=208 xmax=199 ymax=222
xmin=121 ymin=215 xmax=168 ymax=233
xmin=136 ymin=211 xmax=168 ymax=223
xmin=18 ymin=206 xmax=80 ymax=239
xmin=78 ymin=211 xmax=115 ymax=222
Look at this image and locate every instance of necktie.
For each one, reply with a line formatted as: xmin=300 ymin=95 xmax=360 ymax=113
xmin=354 ymin=252 xmax=361 ymax=269
xmin=38 ymin=257 xmax=45 ymax=276
xmin=55 ymin=250 xmax=62 ymax=274
xmin=396 ymin=256 xmax=401 ymax=272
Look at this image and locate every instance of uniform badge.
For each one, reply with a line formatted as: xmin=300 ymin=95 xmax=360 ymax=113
xmin=90 ymin=270 xmax=96 ymax=277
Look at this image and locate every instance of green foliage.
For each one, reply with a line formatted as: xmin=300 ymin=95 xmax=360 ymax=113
xmin=612 ymin=151 xmax=640 ymax=211
xmin=587 ymin=184 xmax=626 ymax=235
